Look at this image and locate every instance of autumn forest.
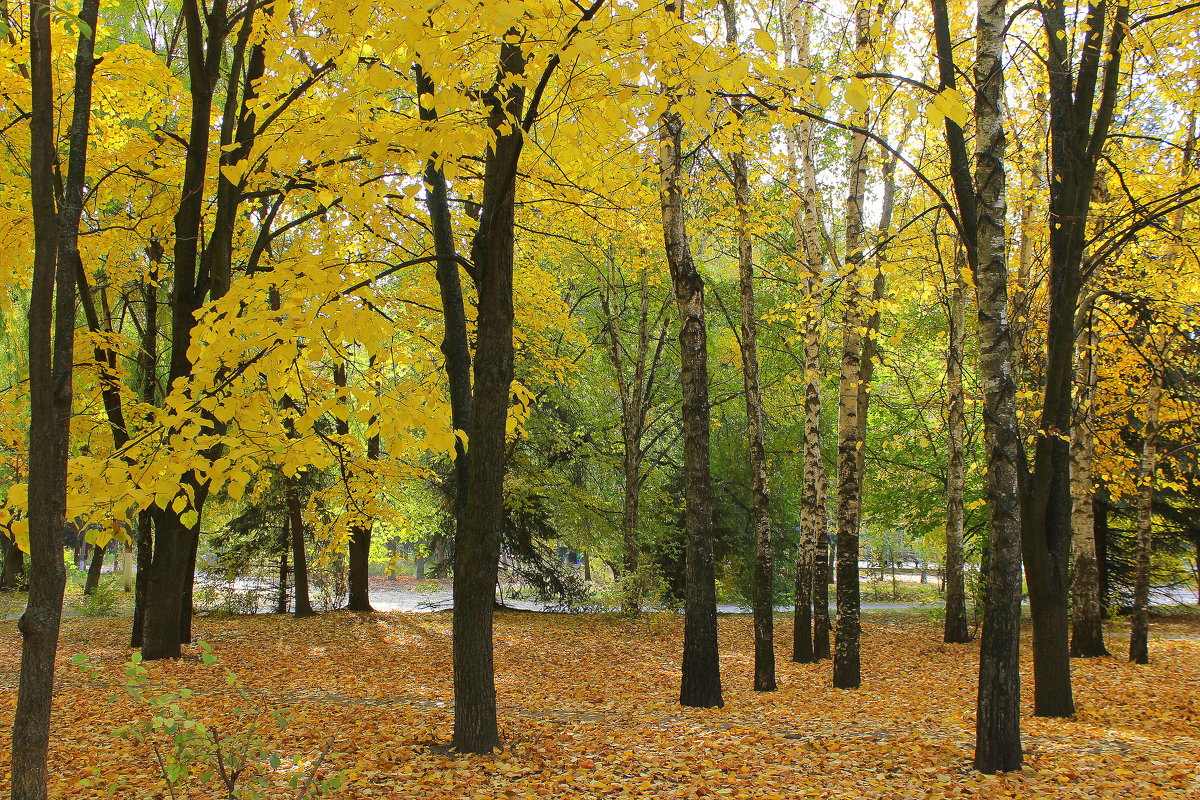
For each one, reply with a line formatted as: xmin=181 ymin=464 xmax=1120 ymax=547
xmin=2 ymin=0 xmax=1199 ymax=796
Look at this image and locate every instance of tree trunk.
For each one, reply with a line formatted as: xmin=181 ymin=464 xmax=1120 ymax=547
xmin=451 ymin=39 xmax=528 ymax=754
xmin=720 ymin=0 xmax=775 ymax=694
xmin=1129 ymin=370 xmax=1162 ymax=664
xmin=276 ymin=538 xmax=289 ymax=614
xmin=1 ymin=535 xmax=24 ymax=591
xmin=813 ymin=495 xmax=832 ymax=660
xmin=130 ymin=511 xmax=153 ymax=647
xmin=620 ymin=454 xmax=644 ymax=614
xmin=13 ymin=0 xmax=98 ymax=795
xmin=84 ymin=542 xmax=106 ymax=595
xmin=335 ymin=362 xmax=376 ymax=612
xmin=789 ymin=0 xmax=827 ymax=667
xmin=970 ymin=0 xmax=1025 ymax=770
xmin=287 ymin=478 xmax=316 ymax=618
xmin=660 ymin=101 xmax=723 ymax=709
xmin=832 ymin=0 xmax=873 ymax=691
xmin=1022 ymin=0 xmax=1129 ymax=720
xmin=944 ymin=250 xmax=970 ymax=643
xmin=1070 ymin=325 xmax=1107 ymax=656
xmin=416 ymin=66 xmax=474 ymax=536
xmin=931 ymin=0 xmax=1024 ymax=770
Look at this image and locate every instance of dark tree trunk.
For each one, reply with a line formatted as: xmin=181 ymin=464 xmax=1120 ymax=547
xmin=660 ymin=107 xmax=723 ymax=709
xmin=451 ymin=41 xmax=526 ymax=755
xmin=179 ymin=532 xmax=200 ymax=643
xmin=335 ymin=362 xmax=376 ymax=612
xmin=13 ymin=0 xmax=98 ymax=795
xmin=3 ymin=534 xmax=26 ymax=591
xmin=1022 ymin=0 xmax=1129 ymax=719
xmin=416 ymin=65 xmax=473 ymax=535
xmin=141 ymin=0 xmax=229 ymax=661
xmin=142 ymin=507 xmax=196 ymax=659
xmin=84 ymin=542 xmax=106 ymax=595
xmin=130 ymin=511 xmax=153 ymax=648
xmin=276 ymin=543 xmax=289 ymax=614
xmin=287 ymin=478 xmax=316 ymax=618
xmin=1129 ymin=371 xmax=1162 ymax=664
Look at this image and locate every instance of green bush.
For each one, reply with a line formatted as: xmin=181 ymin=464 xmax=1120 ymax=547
xmin=73 ymin=642 xmax=344 ymax=800
xmin=77 ymin=585 xmax=120 ymax=617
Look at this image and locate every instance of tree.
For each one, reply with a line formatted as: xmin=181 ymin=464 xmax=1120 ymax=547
xmin=12 ymin=1 xmax=99 ymax=797
xmin=658 ymin=0 xmax=723 ymax=710
xmin=719 ymin=0 xmax=775 ymax=693
xmin=943 ymin=246 xmax=971 ymax=644
xmin=930 ymin=0 xmax=1026 ymax=772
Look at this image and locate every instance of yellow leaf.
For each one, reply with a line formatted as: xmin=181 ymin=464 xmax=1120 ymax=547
xmin=752 ymin=29 xmax=776 ymax=54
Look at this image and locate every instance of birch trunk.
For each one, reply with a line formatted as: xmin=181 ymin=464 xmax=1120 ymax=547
xmin=832 ymin=0 xmax=872 ymax=691
xmin=971 ymin=0 xmax=1025 ymax=770
xmin=1070 ymin=325 xmax=1106 ymax=656
xmin=944 ymin=249 xmax=970 ymax=644
xmin=1129 ymin=369 xmax=1163 ymax=663
xmin=721 ymin=0 xmax=776 ymax=693
xmin=788 ymin=0 xmax=828 ymax=666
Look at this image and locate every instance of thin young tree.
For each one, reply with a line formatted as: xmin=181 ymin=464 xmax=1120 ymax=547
xmin=719 ymin=0 xmax=776 ymax=692
xmin=13 ymin=0 xmax=100 ymax=796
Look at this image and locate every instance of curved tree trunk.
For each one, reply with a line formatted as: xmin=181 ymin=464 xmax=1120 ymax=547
xmin=84 ymin=542 xmax=106 ymax=595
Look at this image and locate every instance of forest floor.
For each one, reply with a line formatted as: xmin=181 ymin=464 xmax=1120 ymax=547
xmin=1 ymin=610 xmax=1198 ymax=799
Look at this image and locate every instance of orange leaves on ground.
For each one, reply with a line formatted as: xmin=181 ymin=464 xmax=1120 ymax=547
xmin=0 ymin=612 xmax=1198 ymax=799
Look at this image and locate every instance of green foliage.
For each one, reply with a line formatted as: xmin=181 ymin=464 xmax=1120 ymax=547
xmin=76 ymin=584 xmax=120 ymax=617
xmin=72 ymin=643 xmax=344 ymax=800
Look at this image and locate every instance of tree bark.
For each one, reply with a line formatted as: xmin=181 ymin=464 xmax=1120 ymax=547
xmin=84 ymin=542 xmax=106 ymax=595
xmin=944 ymin=249 xmax=971 ymax=643
xmin=13 ymin=0 xmax=98 ymax=795
xmin=334 ymin=362 xmax=376 ymax=612
xmin=970 ymin=0 xmax=1025 ymax=770
xmin=832 ymin=0 xmax=873 ymax=691
xmin=1 ymin=534 xmax=24 ymax=591
xmin=813 ymin=484 xmax=832 ymax=660
xmin=287 ymin=478 xmax=316 ymax=618
xmin=1070 ymin=324 xmax=1107 ymax=656
xmin=659 ymin=104 xmax=723 ymax=709
xmin=276 ymin=537 xmax=289 ymax=614
xmin=931 ymin=0 xmax=1024 ymax=770
xmin=1022 ymin=0 xmax=1129 ymax=719
xmin=1129 ymin=370 xmax=1162 ymax=664
xmin=416 ymin=65 xmax=474 ymax=534
xmin=720 ymin=0 xmax=775 ymax=693
xmin=451 ymin=39 xmax=528 ymax=753
xmin=788 ymin=0 xmax=827 ymax=667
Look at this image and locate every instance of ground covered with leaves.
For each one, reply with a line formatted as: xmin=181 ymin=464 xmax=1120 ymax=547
xmin=1 ymin=610 xmax=1198 ymax=799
